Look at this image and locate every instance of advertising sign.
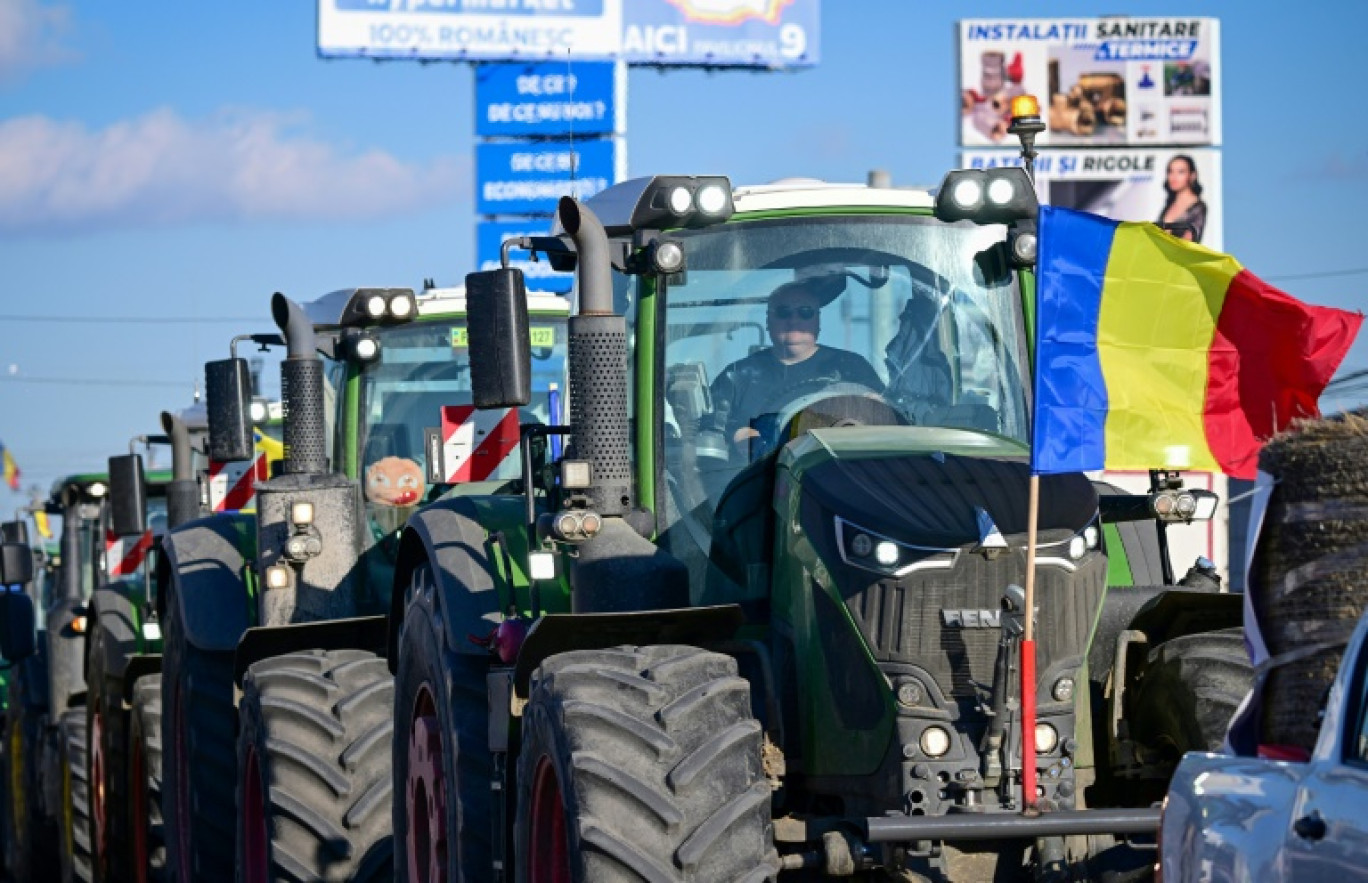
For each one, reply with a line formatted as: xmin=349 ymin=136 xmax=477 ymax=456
xmin=962 ymin=148 xmax=1223 ymax=250
xmin=477 ymin=221 xmax=574 ymax=293
xmin=318 ymin=0 xmax=818 ymax=67
xmin=959 ymin=18 xmax=1220 ymax=148
xmin=475 ymin=60 xmax=620 ymax=138
xmin=318 ymin=0 xmax=624 ymax=61
xmin=476 ymin=139 xmax=618 ymax=215
xmin=621 ymin=0 xmax=819 ymax=68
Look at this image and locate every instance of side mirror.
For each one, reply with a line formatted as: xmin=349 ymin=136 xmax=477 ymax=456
xmin=0 ymin=591 xmax=36 ymax=662
xmin=108 ymin=453 xmax=148 ymax=537
xmin=465 ymin=268 xmax=532 ymax=409
xmin=205 ymin=358 xmax=255 ymax=462
xmin=0 ymin=520 xmax=27 ymax=544
xmin=0 ymin=542 xmax=33 ymax=586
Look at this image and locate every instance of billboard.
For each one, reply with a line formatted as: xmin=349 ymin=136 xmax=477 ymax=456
xmin=622 ymin=0 xmax=819 ymax=68
xmin=476 ymin=139 xmax=618 ymax=216
xmin=477 ymin=220 xmax=574 ymax=293
xmin=962 ymin=148 xmax=1223 ymax=251
xmin=318 ymin=0 xmax=818 ymax=67
xmin=318 ymin=0 xmax=624 ymax=61
xmin=475 ymin=60 xmax=622 ymax=138
xmin=959 ymin=18 xmax=1220 ymax=148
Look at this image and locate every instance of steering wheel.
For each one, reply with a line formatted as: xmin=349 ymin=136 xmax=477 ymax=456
xmin=744 ymin=380 xmax=906 ymax=460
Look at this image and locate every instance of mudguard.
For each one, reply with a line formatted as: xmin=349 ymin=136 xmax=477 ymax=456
xmin=160 ymin=513 xmax=256 ymax=653
xmin=389 ymin=495 xmax=525 ymax=664
xmin=88 ymin=587 xmax=140 ymax=681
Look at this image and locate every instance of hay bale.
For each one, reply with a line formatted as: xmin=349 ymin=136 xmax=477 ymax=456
xmin=1253 ymin=409 xmax=1368 ymax=751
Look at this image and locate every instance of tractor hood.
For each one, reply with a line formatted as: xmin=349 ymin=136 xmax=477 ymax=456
xmin=783 ymin=426 xmax=1097 ymax=549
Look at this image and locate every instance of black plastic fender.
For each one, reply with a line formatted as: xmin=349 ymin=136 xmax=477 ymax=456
xmin=87 ymin=586 xmax=139 ymax=681
xmin=160 ymin=513 xmax=255 ymax=653
xmin=388 ymin=496 xmax=509 ymax=667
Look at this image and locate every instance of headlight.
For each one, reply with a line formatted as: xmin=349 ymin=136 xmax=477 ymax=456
xmin=834 ymin=516 xmax=954 ymax=578
xmin=1052 ymin=677 xmax=1075 ymax=702
xmin=1068 ymin=535 xmax=1087 ymax=561
xmin=249 ymin=400 xmax=269 ymax=423
xmin=388 ymin=292 xmax=415 ymax=318
xmin=364 ymin=294 xmax=388 ymax=317
xmin=667 ymin=186 xmax=693 ymax=214
xmin=951 ymin=177 xmax=983 ymax=210
xmin=1083 ymin=525 xmax=1100 ymax=550
xmin=696 ymin=184 xmax=728 ymax=215
xmin=920 ymin=726 xmax=952 ymax=758
xmin=1035 ymin=722 xmax=1059 ymax=754
xmin=986 ymin=177 xmax=1016 ymax=205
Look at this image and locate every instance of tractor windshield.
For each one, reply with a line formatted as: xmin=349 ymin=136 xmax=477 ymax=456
xmin=356 ymin=316 xmax=568 ymax=533
xmin=662 ymin=215 xmax=1030 ymax=471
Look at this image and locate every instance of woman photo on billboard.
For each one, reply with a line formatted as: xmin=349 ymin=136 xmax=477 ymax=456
xmin=1158 ymin=153 xmax=1207 ymax=242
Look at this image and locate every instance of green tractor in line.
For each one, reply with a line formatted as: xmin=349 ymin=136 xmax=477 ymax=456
xmin=160 ymin=285 xmax=569 ymax=882
xmin=388 ymin=171 xmax=1249 ymax=881
xmin=0 ymin=469 xmax=174 ymax=883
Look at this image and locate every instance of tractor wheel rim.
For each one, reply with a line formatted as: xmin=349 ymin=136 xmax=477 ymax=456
xmin=132 ymin=735 xmax=148 ymax=883
xmin=92 ymin=711 xmax=107 ymax=868
xmin=242 ymin=746 xmax=268 ymax=883
xmin=173 ymin=679 xmax=193 ymax=882
xmin=528 ymin=755 xmax=570 ymax=883
xmin=406 ymin=684 xmax=446 ymax=883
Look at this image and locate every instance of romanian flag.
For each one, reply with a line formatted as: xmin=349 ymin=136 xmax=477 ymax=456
xmin=1032 ymin=207 xmax=1362 ymax=479
xmin=0 ymin=442 xmax=18 ymax=491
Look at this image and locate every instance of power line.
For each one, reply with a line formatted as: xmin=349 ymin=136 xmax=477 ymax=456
xmin=0 ymin=375 xmax=191 ymax=389
xmin=0 ymin=314 xmax=257 ymax=325
xmin=1265 ymin=267 xmax=1368 ymax=282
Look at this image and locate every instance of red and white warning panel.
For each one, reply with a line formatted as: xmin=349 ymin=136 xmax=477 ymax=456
xmin=207 ymin=452 xmax=270 ymax=513
xmin=439 ymin=405 xmax=521 ymax=483
xmin=106 ymin=529 xmax=153 ymax=577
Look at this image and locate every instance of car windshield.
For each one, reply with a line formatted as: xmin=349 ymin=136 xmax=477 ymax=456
xmin=662 ymin=215 xmax=1029 ymax=481
xmin=357 ymin=316 xmax=568 ymax=532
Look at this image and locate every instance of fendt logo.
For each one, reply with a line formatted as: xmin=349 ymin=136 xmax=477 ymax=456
xmin=941 ymin=609 xmax=1004 ymax=628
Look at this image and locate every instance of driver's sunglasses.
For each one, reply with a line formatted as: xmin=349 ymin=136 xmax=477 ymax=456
xmin=771 ymin=305 xmax=818 ymax=321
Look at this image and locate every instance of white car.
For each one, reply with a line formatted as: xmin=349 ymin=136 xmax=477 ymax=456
xmin=1158 ymin=608 xmax=1368 ymax=881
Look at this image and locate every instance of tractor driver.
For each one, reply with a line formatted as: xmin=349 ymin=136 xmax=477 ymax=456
xmin=703 ymin=279 xmax=883 ymax=451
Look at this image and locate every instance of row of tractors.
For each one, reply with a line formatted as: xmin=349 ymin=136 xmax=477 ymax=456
xmin=0 ymin=158 xmax=1250 ymax=881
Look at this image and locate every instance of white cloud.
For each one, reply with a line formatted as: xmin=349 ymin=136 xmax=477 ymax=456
xmin=0 ymin=108 xmax=470 ymax=234
xmin=0 ymin=0 xmax=75 ymax=83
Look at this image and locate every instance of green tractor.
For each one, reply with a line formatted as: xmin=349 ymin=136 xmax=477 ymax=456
xmin=78 ymin=413 xmax=214 ymax=883
xmin=388 ymin=173 xmax=1249 ymax=881
xmin=159 ymin=285 xmax=569 ymax=882
xmin=1 ymin=472 xmax=135 ymax=883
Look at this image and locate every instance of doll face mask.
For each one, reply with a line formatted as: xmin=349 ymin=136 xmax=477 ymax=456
xmin=365 ymin=456 xmax=425 ymax=507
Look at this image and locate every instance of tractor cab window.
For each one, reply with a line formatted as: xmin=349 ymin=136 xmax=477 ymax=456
xmin=658 ymin=214 xmax=1030 ymax=546
xmin=356 ymin=317 xmax=568 ymax=538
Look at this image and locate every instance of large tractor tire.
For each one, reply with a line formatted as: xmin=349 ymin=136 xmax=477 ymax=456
xmin=393 ymin=564 xmax=492 ymax=883
xmin=160 ymin=591 xmax=237 ymax=883
xmin=514 ymin=645 xmax=777 ymax=883
xmin=236 ymin=649 xmax=394 ymax=882
xmin=1128 ymin=628 xmax=1253 ymax=760
xmin=5 ymin=691 xmax=57 ymax=881
xmin=88 ymin=594 xmax=138 ymax=883
xmin=60 ymin=707 xmax=93 ymax=883
xmin=129 ymin=674 xmax=166 ymax=883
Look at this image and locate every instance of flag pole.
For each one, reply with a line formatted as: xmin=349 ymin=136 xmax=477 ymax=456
xmin=1008 ymin=96 xmax=1047 ymax=815
xmin=1021 ymin=474 xmax=1039 ymax=811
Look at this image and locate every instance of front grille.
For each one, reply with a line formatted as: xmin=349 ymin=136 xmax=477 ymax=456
xmin=840 ymin=551 xmax=1105 ymax=699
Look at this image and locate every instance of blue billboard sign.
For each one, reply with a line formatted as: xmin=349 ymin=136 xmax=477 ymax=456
xmin=477 ymin=221 xmax=574 ymax=293
xmin=621 ymin=0 xmax=819 ymax=68
xmin=476 ymin=139 xmax=617 ymax=216
xmin=475 ymin=61 xmax=618 ymax=138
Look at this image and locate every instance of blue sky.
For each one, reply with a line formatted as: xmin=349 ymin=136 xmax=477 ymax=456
xmin=1 ymin=0 xmax=1366 ymax=508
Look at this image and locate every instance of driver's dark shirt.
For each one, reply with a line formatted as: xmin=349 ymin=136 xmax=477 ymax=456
xmin=703 ymin=346 xmax=884 ymax=442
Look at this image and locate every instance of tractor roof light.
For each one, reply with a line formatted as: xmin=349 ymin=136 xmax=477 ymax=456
xmin=651 ymin=240 xmax=686 ymax=275
xmin=580 ymin=175 xmax=735 ymax=235
xmin=1150 ymin=488 xmax=1219 ymax=523
xmin=934 ymin=167 xmax=1037 ymax=226
xmin=337 ymin=287 xmax=420 ymax=328
xmin=249 ymin=398 xmax=270 ymax=424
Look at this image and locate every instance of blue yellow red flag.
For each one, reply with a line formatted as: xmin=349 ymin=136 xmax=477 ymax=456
xmin=1032 ymin=206 xmax=1362 ymax=479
